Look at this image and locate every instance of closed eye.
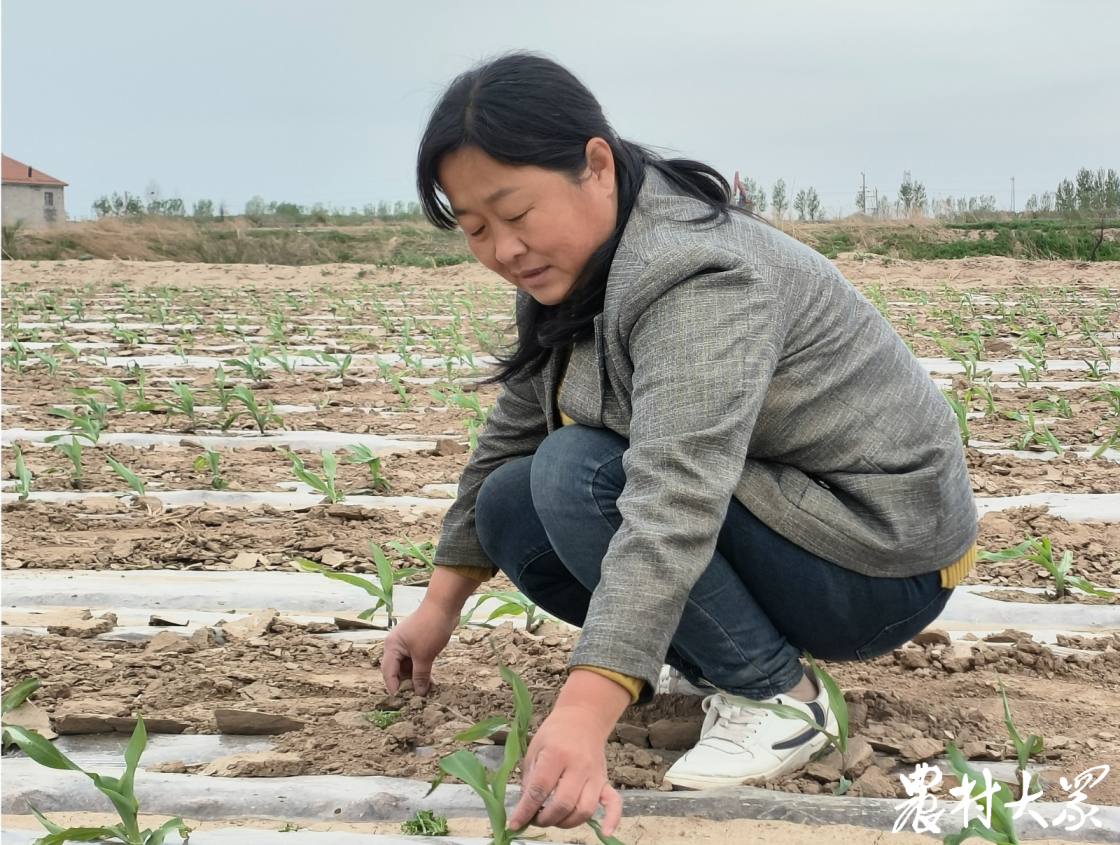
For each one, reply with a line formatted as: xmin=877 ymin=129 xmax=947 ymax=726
xmin=505 ymin=211 xmax=528 ymax=223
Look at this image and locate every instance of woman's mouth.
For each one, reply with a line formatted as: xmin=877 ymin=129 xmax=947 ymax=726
xmin=517 ymin=266 xmax=550 ymax=285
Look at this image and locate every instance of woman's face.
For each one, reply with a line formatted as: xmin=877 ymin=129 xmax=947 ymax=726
xmin=439 ymin=140 xmax=617 ymax=305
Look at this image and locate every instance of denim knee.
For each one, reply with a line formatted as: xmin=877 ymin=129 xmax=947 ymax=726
xmin=475 ymin=456 xmax=532 ymax=567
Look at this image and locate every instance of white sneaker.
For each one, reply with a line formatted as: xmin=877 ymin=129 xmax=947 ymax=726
xmin=662 ymin=683 xmax=837 ymax=790
xmin=656 ymin=665 xmax=708 ymax=696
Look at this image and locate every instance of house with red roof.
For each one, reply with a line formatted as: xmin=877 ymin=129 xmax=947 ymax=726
xmin=2 ymin=154 xmax=68 ymax=228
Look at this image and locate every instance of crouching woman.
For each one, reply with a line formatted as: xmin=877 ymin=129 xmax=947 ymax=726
xmin=381 ymin=53 xmax=977 ymax=836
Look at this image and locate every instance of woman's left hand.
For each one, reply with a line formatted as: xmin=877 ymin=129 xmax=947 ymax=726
xmin=507 ymin=670 xmax=629 ymax=834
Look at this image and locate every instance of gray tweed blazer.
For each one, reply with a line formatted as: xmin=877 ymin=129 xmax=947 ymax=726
xmin=434 ymin=169 xmax=977 ymax=688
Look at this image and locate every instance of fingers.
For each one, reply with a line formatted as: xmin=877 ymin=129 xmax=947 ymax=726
xmin=599 ymin=782 xmax=623 ymax=836
xmin=411 ymin=657 xmax=433 ymax=696
xmin=508 ymin=749 xmax=559 ymax=830
xmin=552 ymin=778 xmax=605 ymax=831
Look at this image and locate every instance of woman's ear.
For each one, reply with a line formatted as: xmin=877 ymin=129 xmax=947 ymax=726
xmin=584 ymin=137 xmax=616 ymax=194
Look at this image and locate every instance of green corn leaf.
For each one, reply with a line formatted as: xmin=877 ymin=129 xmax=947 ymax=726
xmin=4 ymin=725 xmax=87 ymax=773
xmin=1066 ymin=576 xmax=1114 ymax=597
xmin=454 ymin=716 xmax=510 ymax=741
xmin=106 ymin=456 xmax=146 ymax=495
xmin=293 ymin=558 xmax=387 ymax=601
xmin=805 ymin=653 xmax=848 ymax=753
xmin=436 ymin=749 xmax=506 ymax=832
xmin=119 ymin=715 xmax=147 ymax=798
xmin=322 ymin=450 xmax=337 ymax=483
xmin=944 ymin=742 xmax=1021 ymax=845
xmin=586 ymin=819 xmax=628 ymax=845
xmin=26 ymin=825 xmax=127 ymax=844
xmin=27 ymin=802 xmax=64 ymax=834
xmin=142 ymin=816 xmax=189 ymax=845
xmin=2 ymin=677 xmax=41 ymax=715
xmin=723 ymin=694 xmax=843 ymax=751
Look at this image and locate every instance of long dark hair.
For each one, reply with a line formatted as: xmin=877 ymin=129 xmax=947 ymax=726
xmin=417 ymin=52 xmax=738 ymax=383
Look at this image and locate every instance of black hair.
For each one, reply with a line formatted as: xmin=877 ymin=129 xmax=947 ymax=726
xmin=417 ymin=52 xmax=739 ymax=383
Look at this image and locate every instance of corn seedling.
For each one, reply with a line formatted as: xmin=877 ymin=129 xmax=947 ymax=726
xmin=205 ymin=365 xmax=236 ymax=411
xmin=51 ymin=439 xmax=83 ymax=488
xmin=12 ymin=444 xmax=32 ymax=501
xmin=45 ymin=407 xmax=103 ymax=445
xmin=941 ymin=742 xmax=1022 ymax=845
xmin=278 ymin=448 xmax=344 ymax=503
xmin=1001 ymin=408 xmax=1062 ymax=454
xmin=308 ymin=349 xmax=353 ymax=378
xmin=996 ymin=673 xmax=1043 ymax=795
xmin=107 ymin=456 xmax=147 ymax=496
xmin=163 ymin=381 xmax=198 ymax=429
xmin=193 ymin=448 xmax=228 ymax=489
xmin=1084 ymin=359 xmax=1111 ymax=380
xmin=103 ymin=377 xmax=129 ymax=411
xmin=295 ymin=545 xmax=396 ymax=625
xmin=224 ymin=348 xmax=267 ymax=381
xmin=31 ymin=348 xmax=61 ymax=375
xmin=400 ymin=809 xmax=449 ymax=837
xmin=2 ymin=339 xmax=29 ymax=375
xmin=723 ymin=652 xmax=849 ymax=755
xmin=4 ymin=716 xmax=190 ymax=845
xmin=459 ymin=589 xmax=552 ymax=633
xmin=1092 ymin=384 xmax=1120 ymax=416
xmin=264 ymin=345 xmax=300 ymax=374
xmin=223 ymin=385 xmax=282 ymax=434
xmin=429 ymin=662 xmax=627 ymax=845
xmin=1091 ymin=430 xmax=1119 ymax=458
xmin=942 ymin=390 xmax=970 ymax=446
xmin=344 ymin=444 xmax=392 ymax=493
xmin=363 ymin=709 xmax=401 ymax=728
xmin=978 ymin=537 xmax=1114 ymax=600
xmin=388 ymin=537 xmax=436 ymax=572
xmin=390 ymin=372 xmax=413 ymax=409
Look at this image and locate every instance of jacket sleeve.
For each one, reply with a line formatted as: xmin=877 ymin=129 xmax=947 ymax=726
xmin=568 ymin=253 xmax=786 ymax=689
xmin=433 ymin=371 xmax=551 ymax=571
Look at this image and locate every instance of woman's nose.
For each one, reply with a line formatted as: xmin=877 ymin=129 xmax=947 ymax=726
xmin=493 ymin=227 xmax=527 ymax=266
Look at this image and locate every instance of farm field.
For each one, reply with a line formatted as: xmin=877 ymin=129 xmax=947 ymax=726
xmin=2 ymin=255 xmax=1119 ymax=843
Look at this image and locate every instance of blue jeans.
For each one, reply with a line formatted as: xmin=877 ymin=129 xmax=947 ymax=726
xmin=475 ymin=425 xmax=953 ymax=699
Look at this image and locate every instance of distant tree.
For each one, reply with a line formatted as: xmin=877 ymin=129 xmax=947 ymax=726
xmin=739 ymin=177 xmax=767 ymax=213
xmin=1039 ymin=191 xmax=1054 ymax=213
xmin=793 ymin=189 xmax=808 ymax=221
xmin=771 ymin=179 xmax=788 ymax=220
xmin=1054 ymin=179 xmax=1077 ymax=216
xmin=806 ymin=188 xmax=821 ymax=221
xmin=1073 ymin=167 xmax=1120 ymax=215
xmin=274 ymin=202 xmax=304 ymax=225
xmin=1024 ymin=194 xmax=1040 ymax=217
xmin=855 ymin=187 xmax=868 ymax=214
xmin=92 ymin=192 xmax=144 ymax=217
xmin=898 ymin=177 xmax=928 ymax=215
xmin=192 ymin=199 xmax=214 ymax=219
xmin=218 ymin=201 xmax=228 ymax=221
xmin=876 ymin=195 xmax=892 ymax=219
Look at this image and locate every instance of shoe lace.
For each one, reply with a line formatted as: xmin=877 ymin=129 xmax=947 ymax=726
xmin=699 ymin=693 xmax=765 ymax=744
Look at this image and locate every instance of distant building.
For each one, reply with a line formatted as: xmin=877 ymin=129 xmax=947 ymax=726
xmin=2 ymin=154 xmax=68 ymax=228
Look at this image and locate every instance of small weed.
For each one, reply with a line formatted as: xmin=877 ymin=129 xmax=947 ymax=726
xmin=400 ymin=809 xmax=449 ymax=836
xmin=362 ymin=709 xmax=401 ymax=729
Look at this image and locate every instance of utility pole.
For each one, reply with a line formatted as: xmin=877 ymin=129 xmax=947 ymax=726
xmin=1011 ymin=176 xmax=1016 ymax=213
xmin=860 ymin=171 xmax=867 ymax=213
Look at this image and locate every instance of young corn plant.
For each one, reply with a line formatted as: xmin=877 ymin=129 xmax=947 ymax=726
xmin=941 ymin=742 xmax=1022 ymax=845
xmin=31 ymin=348 xmax=61 ymax=376
xmin=193 ymin=447 xmax=228 ymax=490
xmin=46 ymin=407 xmax=103 ymax=444
xmin=294 ymin=543 xmax=397 ymax=626
xmin=163 ymin=381 xmax=199 ymax=430
xmin=223 ymin=385 xmax=282 ymax=434
xmin=2 ymin=338 xmax=30 ymax=375
xmin=264 ymin=345 xmax=300 ymax=375
xmin=52 ymin=439 xmax=83 ymax=489
xmin=12 ymin=444 xmax=32 ymax=501
xmin=459 ymin=590 xmax=552 ymax=633
xmin=344 ymin=444 xmax=391 ymax=493
xmin=942 ymin=390 xmax=970 ymax=447
xmin=996 ymin=673 xmax=1043 ymax=796
xmin=107 ymin=456 xmax=147 ymax=496
xmin=205 ymin=365 xmax=236 ymax=412
xmin=224 ymin=348 xmax=267 ymax=381
xmin=429 ymin=662 xmax=626 ymax=845
xmin=388 ymin=537 xmax=436 ymax=577
xmin=278 ymin=448 xmax=344 ymax=503
xmin=4 ymin=716 xmax=190 ymax=845
xmin=978 ymin=537 xmax=1114 ymax=600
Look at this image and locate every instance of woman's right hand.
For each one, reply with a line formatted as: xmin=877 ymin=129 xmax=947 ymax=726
xmin=380 ymin=565 xmax=483 ymax=696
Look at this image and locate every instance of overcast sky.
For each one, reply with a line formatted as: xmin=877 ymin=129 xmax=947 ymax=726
xmin=3 ymin=0 xmax=1118 ymax=219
